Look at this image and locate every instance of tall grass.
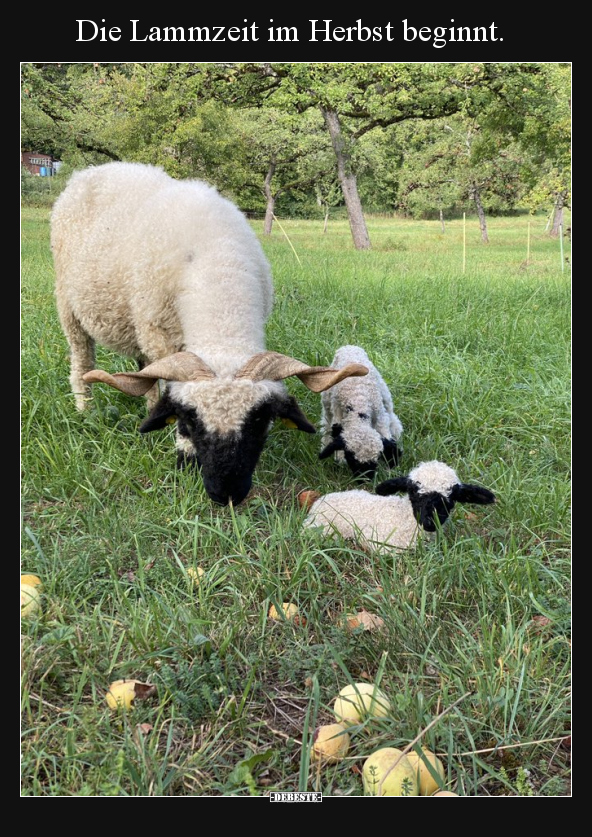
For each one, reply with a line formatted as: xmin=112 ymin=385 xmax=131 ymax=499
xmin=21 ymin=210 xmax=570 ymax=796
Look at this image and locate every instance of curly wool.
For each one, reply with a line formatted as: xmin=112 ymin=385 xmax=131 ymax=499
xmin=320 ymin=345 xmax=403 ymax=471
xmin=303 ymin=488 xmax=423 ymax=552
xmin=303 ymin=460 xmax=494 ymax=553
xmin=51 ymin=162 xmax=274 ymax=411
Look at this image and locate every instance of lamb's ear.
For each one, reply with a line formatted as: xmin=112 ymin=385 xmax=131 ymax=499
xmin=275 ymin=395 xmax=316 ymax=434
xmin=139 ymin=393 xmax=178 ymax=433
xmin=382 ymin=438 xmax=401 ymax=466
xmin=319 ymin=435 xmax=346 ymax=459
xmin=375 ymin=476 xmax=411 ymax=496
xmin=450 ymin=483 xmax=496 ymax=505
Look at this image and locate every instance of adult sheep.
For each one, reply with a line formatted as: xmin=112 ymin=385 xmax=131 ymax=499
xmin=51 ymin=162 xmax=367 ymax=505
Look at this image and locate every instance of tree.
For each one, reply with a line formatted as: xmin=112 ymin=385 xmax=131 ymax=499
xmin=201 ymin=63 xmax=486 ymax=249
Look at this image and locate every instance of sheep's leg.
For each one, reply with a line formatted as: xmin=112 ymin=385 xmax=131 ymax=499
xmin=57 ymin=302 xmax=95 ymax=411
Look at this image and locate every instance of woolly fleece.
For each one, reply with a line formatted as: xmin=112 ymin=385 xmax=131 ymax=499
xmin=51 ymin=162 xmax=274 ymax=411
xmin=320 ymin=345 xmax=403 ymax=465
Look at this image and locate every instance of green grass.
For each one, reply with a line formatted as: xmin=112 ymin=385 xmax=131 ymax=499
xmin=21 ymin=209 xmax=571 ymax=796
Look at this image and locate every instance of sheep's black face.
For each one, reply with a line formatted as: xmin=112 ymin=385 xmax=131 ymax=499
xmin=176 ymin=400 xmax=274 ymax=506
xmin=140 ymin=391 xmax=315 ymax=506
xmin=409 ymin=487 xmax=456 ymax=532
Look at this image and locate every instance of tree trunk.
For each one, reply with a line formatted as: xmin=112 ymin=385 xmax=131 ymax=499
xmin=471 ymin=183 xmax=489 ymax=243
xmin=263 ymin=160 xmax=276 ymax=235
xmin=323 ymin=207 xmax=329 ymax=234
xmin=321 ymin=107 xmax=371 ymax=250
xmin=550 ymin=190 xmax=567 ymax=237
xmin=439 ymin=208 xmax=445 ymax=233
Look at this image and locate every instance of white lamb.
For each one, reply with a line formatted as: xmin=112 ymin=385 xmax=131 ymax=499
xmin=303 ymin=460 xmax=495 ymax=552
xmin=51 ymin=162 xmax=367 ymax=506
xmin=319 ymin=345 xmax=403 ymax=478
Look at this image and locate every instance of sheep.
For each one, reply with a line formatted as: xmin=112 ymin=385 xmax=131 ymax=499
xmin=319 ymin=345 xmax=403 ymax=478
xmin=51 ymin=161 xmax=368 ymax=506
xmin=303 ymin=460 xmax=495 ymax=552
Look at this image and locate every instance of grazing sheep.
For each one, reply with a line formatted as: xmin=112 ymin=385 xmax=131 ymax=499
xmin=51 ymin=162 xmax=367 ymax=505
xmin=319 ymin=345 xmax=403 ymax=478
xmin=303 ymin=460 xmax=495 ymax=552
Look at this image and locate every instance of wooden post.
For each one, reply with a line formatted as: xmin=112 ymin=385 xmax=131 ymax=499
xmin=526 ymin=221 xmax=531 ymax=266
xmin=559 ymin=223 xmax=564 ymax=272
xmin=463 ymin=212 xmax=466 ymax=274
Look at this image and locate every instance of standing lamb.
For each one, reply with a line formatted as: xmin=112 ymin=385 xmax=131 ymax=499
xmin=51 ymin=162 xmax=367 ymax=506
xmin=303 ymin=460 xmax=495 ymax=553
xmin=319 ymin=345 xmax=403 ymax=478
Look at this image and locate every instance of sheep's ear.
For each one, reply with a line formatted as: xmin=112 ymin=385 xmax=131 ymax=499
xmin=382 ymin=438 xmax=401 ymax=466
xmin=139 ymin=393 xmax=178 ymax=433
xmin=319 ymin=435 xmax=346 ymax=459
xmin=274 ymin=395 xmax=316 ymax=434
xmin=375 ymin=476 xmax=411 ymax=496
xmin=450 ymin=483 xmax=496 ymax=505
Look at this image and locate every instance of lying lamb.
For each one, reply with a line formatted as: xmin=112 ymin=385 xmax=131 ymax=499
xmin=303 ymin=460 xmax=495 ymax=552
xmin=319 ymin=345 xmax=403 ymax=478
xmin=51 ymin=162 xmax=367 ymax=505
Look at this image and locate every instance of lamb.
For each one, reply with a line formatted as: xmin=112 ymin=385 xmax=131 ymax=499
xmin=51 ymin=162 xmax=367 ymax=506
xmin=303 ymin=460 xmax=495 ymax=553
xmin=319 ymin=345 xmax=403 ymax=478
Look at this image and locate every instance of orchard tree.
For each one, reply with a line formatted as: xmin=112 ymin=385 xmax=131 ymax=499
xmin=230 ymin=107 xmax=332 ymax=233
xmin=203 ymin=62 xmax=488 ymax=249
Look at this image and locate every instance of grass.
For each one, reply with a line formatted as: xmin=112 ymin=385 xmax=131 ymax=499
xmin=21 ymin=208 xmax=571 ymax=796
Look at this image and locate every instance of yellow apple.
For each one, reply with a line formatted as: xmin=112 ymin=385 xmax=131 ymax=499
xmin=21 ymin=583 xmax=41 ymax=618
xmin=333 ymin=683 xmax=391 ymax=725
xmin=21 ymin=574 xmax=42 ymax=589
xmin=269 ymin=602 xmax=301 ymax=622
xmin=432 ymin=790 xmax=459 ymax=796
xmin=105 ymin=679 xmax=140 ymax=710
xmin=311 ymin=723 xmax=350 ymax=763
xmin=363 ymin=747 xmax=419 ymax=796
xmin=187 ymin=566 xmax=205 ymax=583
xmin=406 ymin=748 xmax=445 ymax=795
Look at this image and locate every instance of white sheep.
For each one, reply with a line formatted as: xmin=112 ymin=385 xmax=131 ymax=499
xmin=303 ymin=460 xmax=495 ymax=552
xmin=51 ymin=162 xmax=367 ymax=505
xmin=319 ymin=345 xmax=403 ymax=478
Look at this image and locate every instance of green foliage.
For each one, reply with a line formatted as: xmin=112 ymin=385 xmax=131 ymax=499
xmin=21 ymin=62 xmax=569 ymax=223
xmin=158 ymin=650 xmax=244 ymax=723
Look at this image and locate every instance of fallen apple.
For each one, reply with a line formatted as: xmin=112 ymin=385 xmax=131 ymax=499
xmin=269 ymin=602 xmax=301 ymax=623
xmin=431 ymin=790 xmax=459 ymax=796
xmin=333 ymin=682 xmax=391 ymax=725
xmin=297 ymin=490 xmax=321 ymax=510
xmin=311 ymin=722 xmax=350 ymax=763
xmin=406 ymin=748 xmax=445 ymax=795
xmin=105 ymin=679 xmax=139 ymax=710
xmin=21 ymin=574 xmax=42 ymax=589
xmin=21 ymin=583 xmax=41 ymax=618
xmin=363 ymin=747 xmax=419 ymax=796
xmin=187 ymin=566 xmax=205 ymax=583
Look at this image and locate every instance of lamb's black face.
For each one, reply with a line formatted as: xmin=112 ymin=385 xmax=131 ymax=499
xmin=139 ymin=390 xmax=315 ymax=506
xmin=408 ymin=487 xmax=455 ymax=532
xmin=343 ymin=450 xmax=378 ymax=479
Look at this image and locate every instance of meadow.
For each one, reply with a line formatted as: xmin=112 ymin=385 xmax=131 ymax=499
xmin=21 ymin=209 xmax=571 ymax=796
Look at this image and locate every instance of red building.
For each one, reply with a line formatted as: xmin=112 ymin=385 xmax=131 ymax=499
xmin=21 ymin=151 xmax=55 ymax=176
